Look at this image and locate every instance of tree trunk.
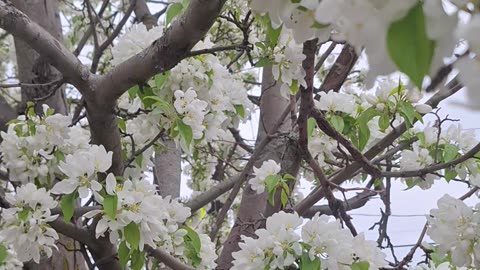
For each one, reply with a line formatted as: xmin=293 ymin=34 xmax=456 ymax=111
xmin=12 ymin=0 xmax=67 ymax=115
xmin=154 ymin=139 xmax=182 ymax=198
xmin=216 ymin=67 xmax=300 ymax=269
xmin=11 ymin=1 xmax=84 ymax=269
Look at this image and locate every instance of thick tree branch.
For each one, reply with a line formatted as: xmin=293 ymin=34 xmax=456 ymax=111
xmin=0 ymin=2 xmax=93 ymax=94
xmin=95 ymin=0 xmax=227 ymax=101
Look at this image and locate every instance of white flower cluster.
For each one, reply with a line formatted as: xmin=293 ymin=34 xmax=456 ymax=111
xmin=427 ymin=194 xmax=480 ymax=268
xmin=0 ymin=183 xmax=59 ymax=263
xmin=410 ymin=262 xmax=467 ymax=270
xmin=85 ymin=174 xmax=217 ymax=269
xmin=174 ymin=88 xmax=209 ymax=140
xmin=249 ymin=159 xmax=281 ymax=194
xmin=0 ymin=246 xmax=22 ymax=270
xmin=250 ymin=0 xmax=457 ymax=87
xmin=271 ymin=38 xmax=306 ymax=99
xmin=51 ymin=145 xmax=112 ymax=199
xmin=111 ymin=24 xmax=164 ymax=66
xmin=232 ymin=211 xmax=387 ymax=270
xmin=0 ymin=106 xmax=90 ymax=184
xmin=401 ymin=123 xmax=479 ymax=189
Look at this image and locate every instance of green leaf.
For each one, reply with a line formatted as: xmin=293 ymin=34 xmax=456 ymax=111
xmin=280 ymin=189 xmax=289 ymax=207
xmin=300 ymin=252 xmax=321 ymax=270
xmin=177 ymin=119 xmax=193 ymax=147
xmin=358 ymin=124 xmax=370 ymax=151
xmin=398 ymin=101 xmax=416 ymax=126
xmin=182 ymin=226 xmax=202 ymax=267
xmin=387 ymin=2 xmax=435 ymax=88
xmin=289 ymin=80 xmax=299 ymax=95
xmin=125 ymin=222 xmax=141 ymax=250
xmin=17 ymin=208 xmax=30 ymax=221
xmin=234 ymin=104 xmax=245 ymax=118
xmin=118 ymin=241 xmax=130 ymax=269
xmin=61 ymin=192 xmax=77 ymax=222
xmin=103 ymin=194 xmax=118 ymax=219
xmin=351 ymin=261 xmax=370 ymax=270
xmin=443 ymin=144 xmax=458 ymax=162
xmin=357 ymin=107 xmax=379 ymax=127
xmin=307 ymin=117 xmax=316 ymax=138
xmin=264 ymin=175 xmax=281 ymax=193
xmin=117 ymin=118 xmax=126 ymax=133
xmin=154 ymin=72 xmax=169 ymax=89
xmin=378 ymin=114 xmax=390 ymax=131
xmin=183 ymin=226 xmax=201 ymax=253
xmin=255 ymin=57 xmax=272 ymax=67
xmin=131 ymin=249 xmax=145 ymax=270
xmin=0 ymin=245 xmax=8 ymax=264
xmin=444 ymin=168 xmax=457 ymax=182
xmin=166 ymin=2 xmax=184 ymax=25
xmin=53 ymin=150 xmax=65 ymax=162
xmin=330 ymin=115 xmax=344 ymax=133
xmin=128 ymin=85 xmax=139 ymax=99
xmin=263 ymin=16 xmax=282 ymax=49
xmin=283 ymin=173 xmax=296 ymax=182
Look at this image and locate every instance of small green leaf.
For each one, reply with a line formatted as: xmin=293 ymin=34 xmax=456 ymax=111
xmin=398 ymin=101 xmax=416 ymax=126
xmin=17 ymin=208 xmax=30 ymax=221
xmin=264 ymin=175 xmax=281 ymax=193
xmin=443 ymin=144 xmax=458 ymax=162
xmin=444 ymin=168 xmax=457 ymax=182
xmin=255 ymin=57 xmax=272 ymax=67
xmin=125 ymin=222 xmax=141 ymax=250
xmin=0 ymin=245 xmax=8 ymax=264
xmin=131 ymin=249 xmax=145 ymax=270
xmin=300 ymin=252 xmax=321 ymax=270
xmin=378 ymin=114 xmax=390 ymax=131
xmin=54 ymin=150 xmax=65 ymax=162
xmin=118 ymin=241 xmax=130 ymax=269
xmin=177 ymin=119 xmax=193 ymax=147
xmin=103 ymin=194 xmax=118 ymax=219
xmin=234 ymin=105 xmax=245 ymax=118
xmin=330 ymin=115 xmax=344 ymax=133
xmin=289 ymin=80 xmax=299 ymax=95
xmin=117 ymin=118 xmax=126 ymax=133
xmin=283 ymin=173 xmax=296 ymax=182
xmin=307 ymin=117 xmax=316 ymax=138
xmin=351 ymin=261 xmax=370 ymax=270
xmin=166 ymin=2 xmax=184 ymax=25
xmin=358 ymin=124 xmax=370 ymax=151
xmin=280 ymin=189 xmax=289 ymax=207
xmin=182 ymin=226 xmax=202 ymax=267
xmin=61 ymin=192 xmax=77 ymax=222
xmin=154 ymin=72 xmax=169 ymax=89
xmin=387 ymin=2 xmax=435 ymax=88
xmin=357 ymin=107 xmax=379 ymax=127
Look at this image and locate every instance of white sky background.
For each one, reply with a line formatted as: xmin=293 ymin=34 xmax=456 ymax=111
xmin=52 ymin=1 xmax=480 ymax=265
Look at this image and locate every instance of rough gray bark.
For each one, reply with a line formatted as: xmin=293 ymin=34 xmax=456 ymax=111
xmin=8 ymin=1 xmax=84 ymax=269
xmin=133 ymin=0 xmax=183 ymax=202
xmin=0 ymin=95 xmax=16 ymax=132
xmin=154 ymin=139 xmax=182 ymax=198
xmin=11 ymin=0 xmax=67 ymax=115
xmin=216 ymin=68 xmax=300 ymax=269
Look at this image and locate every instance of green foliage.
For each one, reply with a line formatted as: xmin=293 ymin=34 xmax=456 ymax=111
xmin=0 ymin=245 xmax=6 ymax=264
xmin=60 ymin=192 xmax=78 ymax=222
xmin=176 ymin=119 xmax=193 ymax=148
xmin=350 ymin=261 xmax=370 ymax=270
xmin=182 ymin=226 xmax=202 ymax=267
xmin=125 ymin=222 xmax=141 ymax=250
xmin=387 ymin=2 xmax=435 ymax=89
xmin=299 ymin=252 xmax=321 ymax=270
xmin=103 ymin=194 xmax=118 ymax=219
